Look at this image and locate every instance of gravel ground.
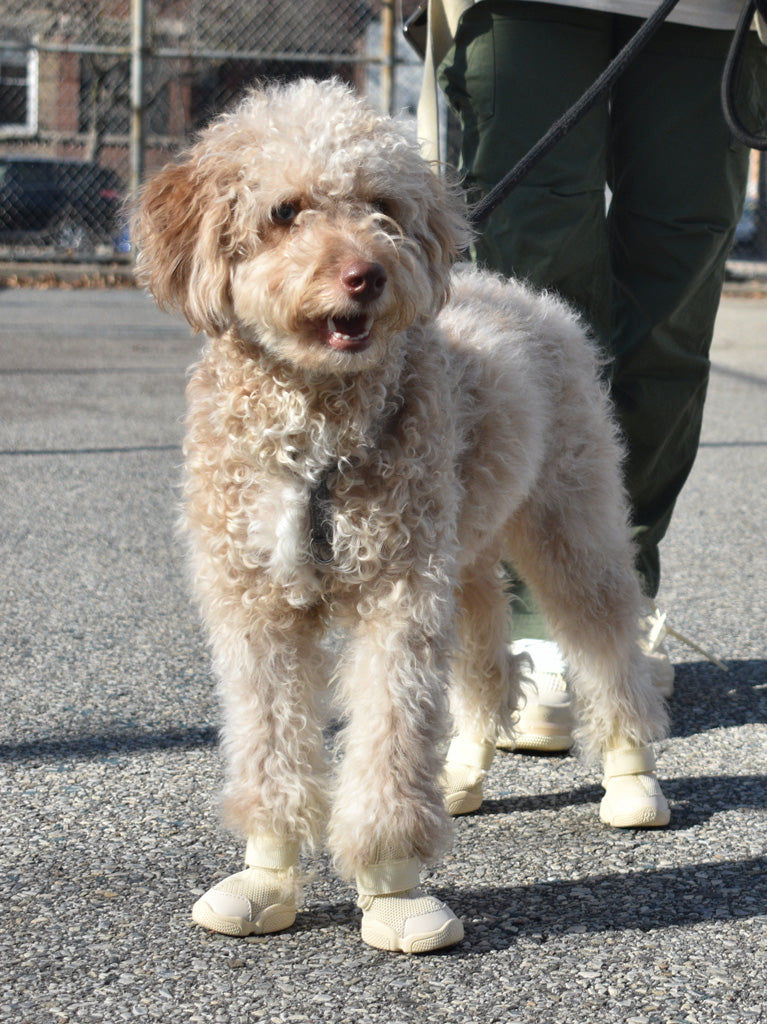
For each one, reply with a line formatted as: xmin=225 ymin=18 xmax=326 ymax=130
xmin=1 ymin=287 xmax=765 ymax=1024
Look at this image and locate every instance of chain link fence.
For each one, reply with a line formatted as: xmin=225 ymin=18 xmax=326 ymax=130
xmin=0 ymin=0 xmax=764 ymax=272
xmin=0 ymin=0 xmax=423 ymax=262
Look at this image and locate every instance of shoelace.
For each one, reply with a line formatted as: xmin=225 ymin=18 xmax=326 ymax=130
xmin=646 ymin=602 xmax=729 ymax=673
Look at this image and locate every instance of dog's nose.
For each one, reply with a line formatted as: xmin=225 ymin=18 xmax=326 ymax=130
xmin=340 ymin=260 xmax=387 ymax=303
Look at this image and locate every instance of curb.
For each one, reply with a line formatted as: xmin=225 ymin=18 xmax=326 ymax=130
xmin=2 ymin=259 xmax=767 ymax=294
xmin=0 ymin=260 xmax=136 ymax=289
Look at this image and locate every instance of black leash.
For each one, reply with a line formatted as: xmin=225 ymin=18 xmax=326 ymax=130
xmin=309 ymin=470 xmax=336 ymax=565
xmin=721 ymin=0 xmax=767 ymax=149
xmin=468 ymin=0 xmax=765 ymax=228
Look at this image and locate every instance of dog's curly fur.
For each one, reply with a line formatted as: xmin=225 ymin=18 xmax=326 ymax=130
xmin=132 ymin=78 xmax=668 ymax=881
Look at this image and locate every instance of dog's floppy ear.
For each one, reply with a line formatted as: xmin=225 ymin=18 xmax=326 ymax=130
xmin=131 ymin=157 xmax=236 ymax=335
xmin=413 ymin=166 xmax=474 ymax=305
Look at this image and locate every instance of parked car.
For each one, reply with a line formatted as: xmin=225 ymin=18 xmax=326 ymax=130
xmin=0 ymin=156 xmax=125 ymax=253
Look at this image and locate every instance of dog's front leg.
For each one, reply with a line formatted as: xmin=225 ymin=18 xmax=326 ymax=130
xmin=214 ymin=607 xmax=330 ymax=842
xmin=328 ymin=577 xmax=464 ymax=952
xmin=191 ymin=597 xmax=330 ymax=937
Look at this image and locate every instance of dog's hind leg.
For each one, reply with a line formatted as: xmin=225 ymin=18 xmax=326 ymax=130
xmin=328 ymin=586 xmax=464 ymax=952
xmin=191 ymin=600 xmax=331 ymax=936
xmin=442 ymin=558 xmax=524 ymax=816
xmin=504 ymin=492 xmax=671 ymax=828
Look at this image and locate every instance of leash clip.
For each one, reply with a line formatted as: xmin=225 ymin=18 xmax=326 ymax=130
xmin=309 ymin=470 xmax=335 ymax=565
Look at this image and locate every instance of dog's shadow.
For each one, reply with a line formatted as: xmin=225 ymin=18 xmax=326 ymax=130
xmin=481 ymin=771 xmax=767 ymax=827
xmin=479 ymin=657 xmax=767 ymax=824
xmin=426 ymin=852 xmax=767 ymax=952
xmin=667 ymin=657 xmax=767 ymax=738
xmin=274 ymin=849 xmax=767 ymax=956
xmin=2 ymin=659 xmax=762 ymax=766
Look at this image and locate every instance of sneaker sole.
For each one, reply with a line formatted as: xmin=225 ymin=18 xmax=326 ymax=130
xmin=497 ymin=726 xmax=573 ymax=753
xmin=191 ymin=897 xmax=296 ymax=936
xmin=361 ymin=915 xmax=464 ymax=953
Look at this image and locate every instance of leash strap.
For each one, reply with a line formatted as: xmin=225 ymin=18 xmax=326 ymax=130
xmin=721 ymin=0 xmax=767 ymax=149
xmin=309 ymin=470 xmax=335 ymax=565
xmin=468 ymin=0 xmax=684 ymax=227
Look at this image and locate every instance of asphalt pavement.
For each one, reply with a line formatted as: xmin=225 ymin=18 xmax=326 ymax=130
xmin=1 ymin=283 xmax=765 ymax=1024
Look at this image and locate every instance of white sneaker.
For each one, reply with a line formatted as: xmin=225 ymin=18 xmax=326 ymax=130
xmin=639 ymin=603 xmax=675 ymax=698
xmin=497 ymin=621 xmax=676 ymax=753
xmin=442 ymin=735 xmax=496 ymax=815
xmin=496 ymin=640 xmax=574 ymax=753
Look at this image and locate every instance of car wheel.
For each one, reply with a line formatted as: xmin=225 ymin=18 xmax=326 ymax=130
xmin=50 ymin=206 xmax=98 ymax=255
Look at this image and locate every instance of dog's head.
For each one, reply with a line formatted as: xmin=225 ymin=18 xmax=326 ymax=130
xmin=131 ymin=78 xmax=471 ymax=373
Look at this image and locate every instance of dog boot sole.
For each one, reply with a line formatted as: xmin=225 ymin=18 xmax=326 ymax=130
xmin=191 ymin=896 xmax=296 ymax=936
xmin=445 ymin=786 xmax=483 ymax=816
xmin=598 ymin=795 xmax=671 ymax=829
xmin=361 ymin=915 xmax=464 ymax=953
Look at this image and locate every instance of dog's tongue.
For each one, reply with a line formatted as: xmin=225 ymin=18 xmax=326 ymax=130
xmin=325 ymin=314 xmax=372 ymax=351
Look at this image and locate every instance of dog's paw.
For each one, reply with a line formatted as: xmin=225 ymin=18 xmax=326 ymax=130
xmin=191 ymin=866 xmax=297 ymax=936
xmin=358 ymin=890 xmax=464 ymax=953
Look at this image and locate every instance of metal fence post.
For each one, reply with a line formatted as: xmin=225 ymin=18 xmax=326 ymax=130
xmin=380 ymin=0 xmax=396 ymax=114
xmin=129 ymin=0 xmax=147 ymax=198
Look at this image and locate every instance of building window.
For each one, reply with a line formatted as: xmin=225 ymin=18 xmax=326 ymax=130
xmin=0 ymin=45 xmax=38 ymax=137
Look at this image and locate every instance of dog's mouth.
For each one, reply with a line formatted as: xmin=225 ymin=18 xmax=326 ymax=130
xmin=320 ymin=314 xmax=374 ymax=352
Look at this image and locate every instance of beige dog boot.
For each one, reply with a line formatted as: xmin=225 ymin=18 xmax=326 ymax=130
xmin=599 ymin=745 xmax=671 ymax=828
xmin=191 ymin=833 xmax=299 ymax=936
xmin=356 ymin=856 xmax=464 ymax=953
xmin=442 ymin=734 xmax=496 ymax=815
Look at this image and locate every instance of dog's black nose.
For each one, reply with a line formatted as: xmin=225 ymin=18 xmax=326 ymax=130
xmin=340 ymin=260 xmax=387 ymax=303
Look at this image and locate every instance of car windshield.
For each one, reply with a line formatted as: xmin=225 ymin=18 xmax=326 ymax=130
xmin=0 ymin=162 xmax=55 ymax=186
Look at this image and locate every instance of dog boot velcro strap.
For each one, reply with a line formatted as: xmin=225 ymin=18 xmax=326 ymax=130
xmin=599 ymin=746 xmax=670 ymax=829
xmin=355 ymin=859 xmax=464 ymax=953
xmin=442 ymin=736 xmax=495 ymax=817
xmin=192 ymin=836 xmax=299 ymax=937
xmin=356 ymin=856 xmax=421 ymax=897
xmin=245 ymin=834 xmax=300 ymax=870
xmin=602 ymin=745 xmax=658 ymax=781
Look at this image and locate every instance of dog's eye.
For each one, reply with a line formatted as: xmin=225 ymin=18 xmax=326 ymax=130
xmin=372 ymin=198 xmax=392 ymax=218
xmin=272 ymin=202 xmax=299 ymax=223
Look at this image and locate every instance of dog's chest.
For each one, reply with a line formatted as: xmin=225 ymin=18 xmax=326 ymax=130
xmin=225 ymin=405 xmax=386 ymax=606
xmin=236 ymin=457 xmax=391 ymax=608
xmin=190 ymin=345 xmax=455 ymax=606
xmin=242 ymin=472 xmax=322 ymax=603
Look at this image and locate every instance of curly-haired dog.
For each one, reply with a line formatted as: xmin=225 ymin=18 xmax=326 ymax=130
xmin=132 ymin=78 xmax=670 ymax=953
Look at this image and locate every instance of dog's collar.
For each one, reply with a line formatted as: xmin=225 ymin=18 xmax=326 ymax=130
xmin=308 ymin=467 xmax=335 ymax=565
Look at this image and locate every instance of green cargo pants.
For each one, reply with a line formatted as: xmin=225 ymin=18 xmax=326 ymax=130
xmin=439 ymin=2 xmax=764 ymax=635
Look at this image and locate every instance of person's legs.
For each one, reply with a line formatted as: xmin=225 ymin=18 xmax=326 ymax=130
xmin=441 ymin=7 xmax=758 ymax=604
xmin=607 ymin=19 xmax=757 ymax=596
xmin=439 ymin=1 xmax=614 ymax=642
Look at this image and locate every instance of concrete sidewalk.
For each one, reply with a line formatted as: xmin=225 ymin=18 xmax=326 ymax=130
xmin=1 ymin=287 xmax=765 ymax=1024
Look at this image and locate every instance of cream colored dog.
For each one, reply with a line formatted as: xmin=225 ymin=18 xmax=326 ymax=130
xmin=132 ymin=78 xmax=669 ymax=954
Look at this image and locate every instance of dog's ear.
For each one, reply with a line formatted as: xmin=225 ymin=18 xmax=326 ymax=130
xmin=131 ymin=158 xmax=236 ymax=335
xmin=412 ymin=166 xmax=474 ymax=306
